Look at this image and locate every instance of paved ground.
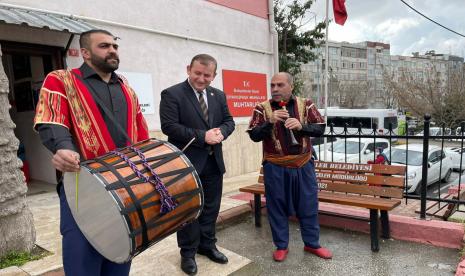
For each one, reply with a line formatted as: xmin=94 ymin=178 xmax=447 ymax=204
xmin=1 ymin=170 xmax=462 ymax=275
xmin=5 ymin=174 xmax=258 ymax=276
xmin=219 ymin=215 xmax=459 ymax=276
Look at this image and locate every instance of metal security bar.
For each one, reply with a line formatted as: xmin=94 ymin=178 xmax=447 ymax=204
xmin=313 ymin=114 xmax=465 ymax=219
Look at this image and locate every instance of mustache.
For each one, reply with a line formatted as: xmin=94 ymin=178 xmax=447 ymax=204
xmin=105 ymin=54 xmax=119 ymax=62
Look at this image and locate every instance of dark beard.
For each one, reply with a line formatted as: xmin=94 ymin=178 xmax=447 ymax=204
xmin=90 ymin=54 xmax=120 ymax=73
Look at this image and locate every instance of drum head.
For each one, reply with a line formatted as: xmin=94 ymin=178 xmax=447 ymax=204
xmin=64 ymin=167 xmax=131 ymax=263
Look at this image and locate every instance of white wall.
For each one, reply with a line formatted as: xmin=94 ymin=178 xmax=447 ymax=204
xmin=0 ymin=0 xmax=273 ymax=177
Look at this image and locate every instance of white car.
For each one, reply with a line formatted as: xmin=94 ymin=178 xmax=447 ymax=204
xmin=416 ymin=127 xmax=452 ymax=140
xmin=444 ymin=147 xmax=465 ymax=171
xmin=386 ymin=144 xmax=453 ymax=194
xmin=314 ymin=138 xmax=389 ymax=164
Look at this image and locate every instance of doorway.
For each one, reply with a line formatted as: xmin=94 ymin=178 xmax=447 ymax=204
xmin=1 ymin=41 xmax=64 ymax=193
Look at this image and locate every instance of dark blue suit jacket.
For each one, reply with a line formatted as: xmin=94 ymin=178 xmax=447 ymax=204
xmin=160 ymin=80 xmax=235 ymax=174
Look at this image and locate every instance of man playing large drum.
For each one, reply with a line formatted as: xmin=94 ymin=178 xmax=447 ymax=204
xmin=34 ymin=29 xmax=149 ymax=276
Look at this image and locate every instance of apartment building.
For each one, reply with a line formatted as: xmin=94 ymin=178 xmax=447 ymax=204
xmin=301 ymin=41 xmax=463 ymax=109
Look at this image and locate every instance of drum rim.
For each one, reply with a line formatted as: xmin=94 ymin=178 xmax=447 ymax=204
xmin=97 ymin=173 xmax=135 ymax=262
xmin=64 ymin=167 xmax=133 ymax=263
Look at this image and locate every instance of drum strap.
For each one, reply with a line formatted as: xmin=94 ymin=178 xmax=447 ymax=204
xmin=111 ymin=147 xmax=178 ymax=213
xmin=96 ymin=155 xmax=150 ymax=250
xmin=88 ymin=141 xmax=167 ymax=173
xmin=119 ymin=152 xmax=183 ymax=185
xmin=121 ymin=187 xmax=202 ymax=215
xmin=72 ymin=71 xmax=134 ymax=145
xmin=123 ymin=152 xmax=182 ymax=176
xmin=105 ymin=166 xmax=194 ymax=191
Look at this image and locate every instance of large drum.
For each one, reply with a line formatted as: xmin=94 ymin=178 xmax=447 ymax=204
xmin=63 ymin=139 xmax=203 ymax=263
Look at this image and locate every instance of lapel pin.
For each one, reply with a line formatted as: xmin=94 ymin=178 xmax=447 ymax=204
xmin=210 ymin=93 xmax=214 ymax=96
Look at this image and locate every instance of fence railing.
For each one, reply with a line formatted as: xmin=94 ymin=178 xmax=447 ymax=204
xmin=313 ymin=114 xmax=465 ymax=219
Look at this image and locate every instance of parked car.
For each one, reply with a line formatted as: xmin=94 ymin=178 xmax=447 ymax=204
xmin=386 ymin=144 xmax=453 ymax=195
xmin=314 ymin=138 xmax=389 ymax=163
xmin=416 ymin=127 xmax=452 ymax=138
xmin=444 ymin=147 xmax=465 ymax=171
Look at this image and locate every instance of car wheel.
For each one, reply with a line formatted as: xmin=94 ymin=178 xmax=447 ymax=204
xmin=442 ymin=169 xmax=452 ymax=183
xmin=413 ymin=181 xmax=422 ymax=195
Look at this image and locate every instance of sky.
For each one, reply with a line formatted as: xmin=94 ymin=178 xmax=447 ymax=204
xmin=306 ymin=0 xmax=465 ymax=57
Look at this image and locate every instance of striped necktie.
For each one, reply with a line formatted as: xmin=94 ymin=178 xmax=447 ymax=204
xmin=197 ymin=91 xmax=209 ymax=122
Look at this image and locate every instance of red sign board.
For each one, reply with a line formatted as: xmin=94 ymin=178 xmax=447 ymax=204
xmin=222 ymin=69 xmax=267 ymax=117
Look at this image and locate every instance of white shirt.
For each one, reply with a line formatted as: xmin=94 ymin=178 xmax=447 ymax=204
xmin=188 ymin=79 xmax=208 ymax=108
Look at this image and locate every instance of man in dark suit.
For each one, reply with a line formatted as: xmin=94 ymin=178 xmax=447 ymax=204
xmin=160 ymin=54 xmax=235 ymax=275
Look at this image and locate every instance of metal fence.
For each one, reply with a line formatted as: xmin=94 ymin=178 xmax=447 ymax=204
xmin=313 ymin=114 xmax=465 ymax=219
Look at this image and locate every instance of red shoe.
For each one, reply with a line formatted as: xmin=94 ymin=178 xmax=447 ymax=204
xmin=304 ymin=246 xmax=332 ymax=259
xmin=273 ymin=249 xmax=289 ymax=262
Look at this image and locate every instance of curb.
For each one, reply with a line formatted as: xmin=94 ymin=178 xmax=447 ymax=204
xmin=244 ymin=199 xmax=464 ymax=249
xmin=317 ymin=202 xmax=464 ymax=249
xmin=216 ymin=204 xmax=252 ymax=228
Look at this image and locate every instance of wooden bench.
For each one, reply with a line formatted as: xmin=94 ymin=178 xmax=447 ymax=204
xmin=239 ymin=161 xmax=406 ymax=252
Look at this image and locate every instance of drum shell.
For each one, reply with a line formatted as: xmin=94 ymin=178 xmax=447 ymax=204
xmin=64 ymin=139 xmax=203 ymax=263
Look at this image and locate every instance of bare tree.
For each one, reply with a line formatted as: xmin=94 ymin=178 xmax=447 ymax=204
xmin=328 ymin=76 xmax=368 ymax=108
xmin=381 ymin=70 xmax=397 ymax=109
xmin=338 ymin=81 xmax=369 ymax=108
xmin=0 ymin=47 xmax=36 ymax=257
xmin=384 ymin=65 xmax=465 ymax=128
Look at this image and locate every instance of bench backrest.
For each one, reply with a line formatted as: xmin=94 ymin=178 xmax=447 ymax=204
xmin=314 ymin=161 xmax=406 ymax=199
xmin=256 ymin=161 xmax=405 ymax=199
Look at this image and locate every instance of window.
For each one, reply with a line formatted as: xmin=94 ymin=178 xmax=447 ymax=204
xmin=352 ymin=117 xmax=372 ymax=128
xmin=329 ymin=141 xmax=365 ymax=154
xmin=428 ymin=151 xmax=441 ymax=164
xmin=327 ymin=116 xmax=372 ymax=129
xmin=384 ymin=117 xmax=398 ymax=129
xmin=376 ymin=142 xmax=389 ymax=150
xmin=368 ymin=56 xmax=374 ymax=65
xmin=366 ymin=142 xmax=389 ymax=152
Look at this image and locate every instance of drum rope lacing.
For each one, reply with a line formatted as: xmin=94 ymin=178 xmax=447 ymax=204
xmin=111 ymin=146 xmax=178 ymax=214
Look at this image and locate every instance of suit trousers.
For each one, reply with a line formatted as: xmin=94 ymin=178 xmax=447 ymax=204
xmin=59 ymin=185 xmax=131 ymax=276
xmin=177 ymin=154 xmax=223 ymax=257
xmin=263 ymin=161 xmax=320 ymax=250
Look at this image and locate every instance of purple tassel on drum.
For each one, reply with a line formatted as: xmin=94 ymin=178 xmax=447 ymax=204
xmin=112 ymin=147 xmax=178 ymax=215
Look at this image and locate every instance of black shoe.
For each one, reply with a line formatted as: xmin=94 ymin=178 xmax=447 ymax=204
xmin=197 ymin=248 xmax=228 ymax=264
xmin=181 ymin=256 xmax=197 ymax=275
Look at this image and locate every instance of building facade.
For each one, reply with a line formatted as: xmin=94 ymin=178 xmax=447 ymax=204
xmin=390 ymin=50 xmax=464 ymax=86
xmin=301 ymin=41 xmax=464 ymax=109
xmin=0 ymin=0 xmax=278 ymax=189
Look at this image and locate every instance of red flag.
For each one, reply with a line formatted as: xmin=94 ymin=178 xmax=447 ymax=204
xmin=333 ymin=0 xmax=347 ymax=25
